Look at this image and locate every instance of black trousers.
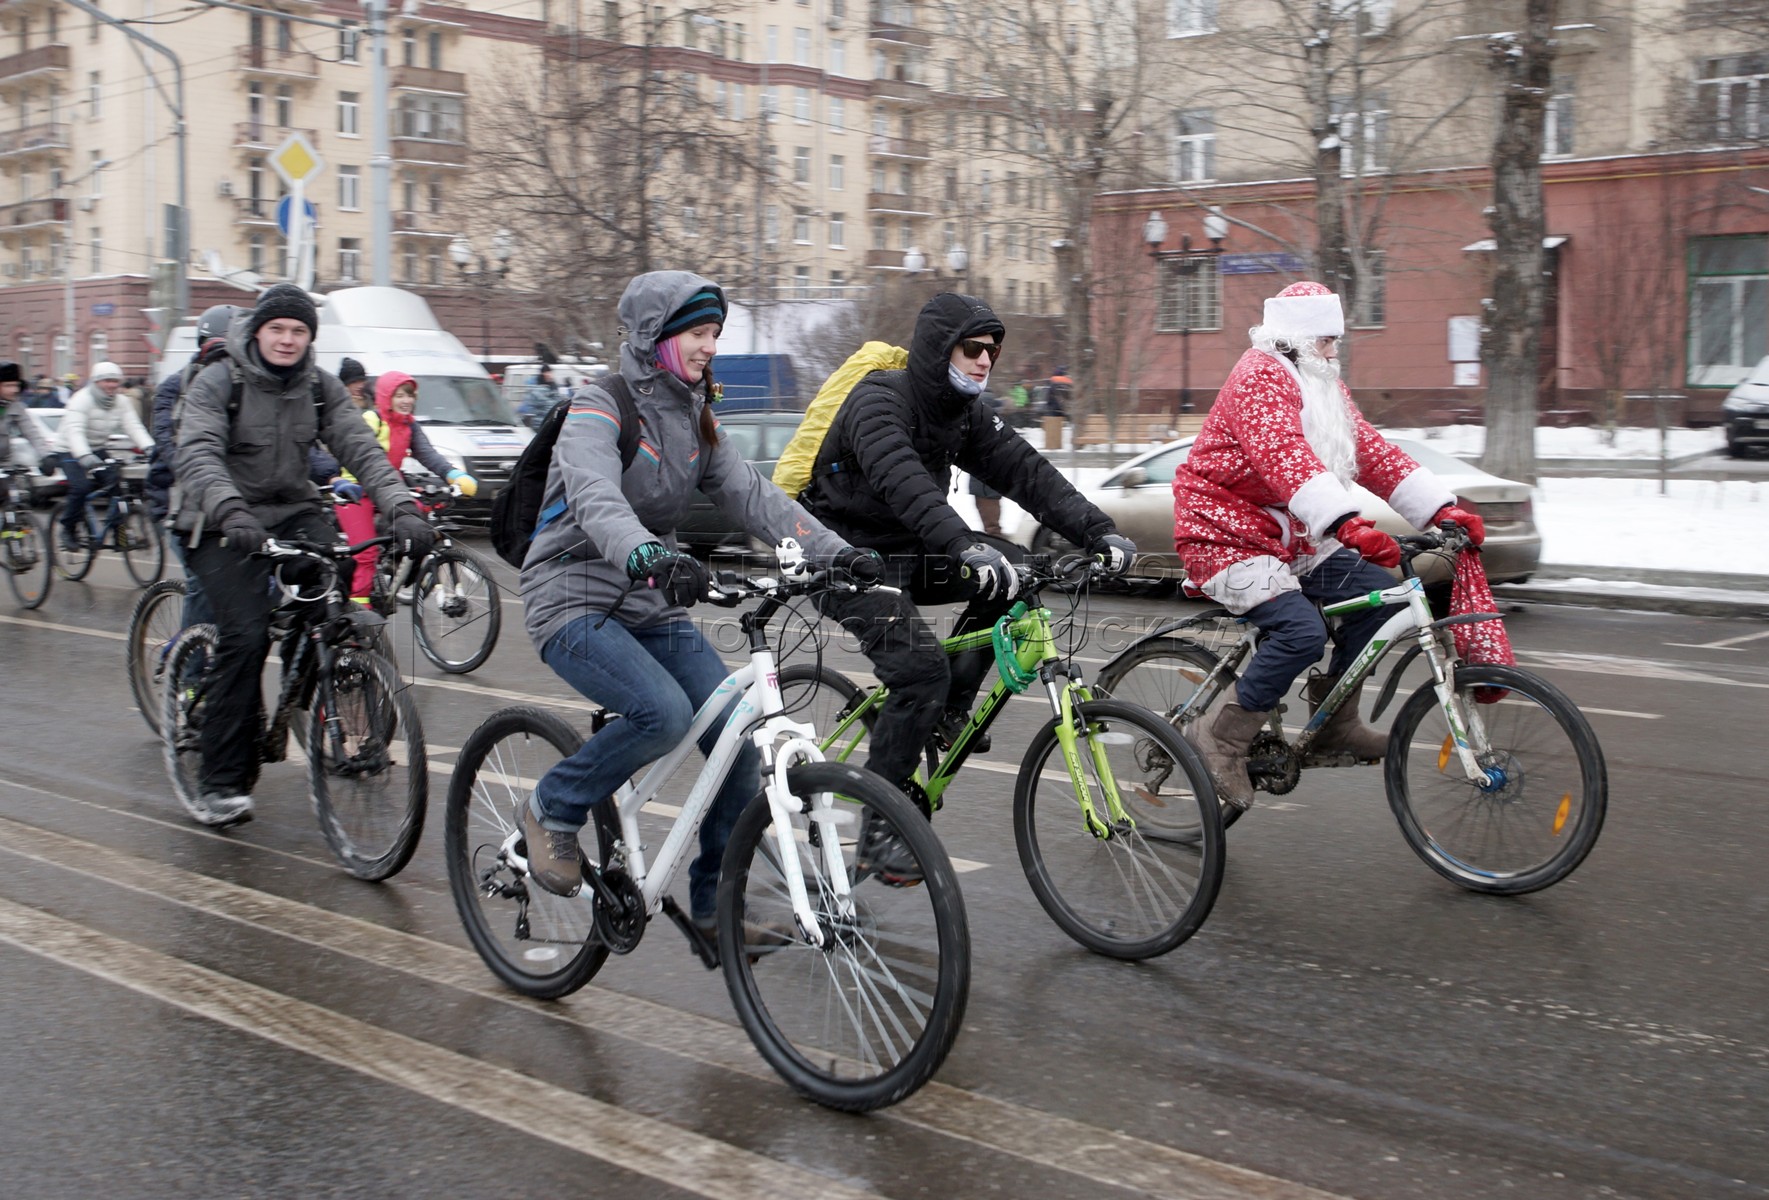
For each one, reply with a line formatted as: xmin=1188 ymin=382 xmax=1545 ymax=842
xmin=185 ymin=507 xmax=339 ymax=795
xmin=815 ymin=537 xmax=1024 ymax=788
xmin=58 ymin=454 xmax=116 ymax=532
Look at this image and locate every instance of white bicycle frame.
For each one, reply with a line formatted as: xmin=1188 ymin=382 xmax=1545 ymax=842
xmin=503 ymin=641 xmax=852 ymax=948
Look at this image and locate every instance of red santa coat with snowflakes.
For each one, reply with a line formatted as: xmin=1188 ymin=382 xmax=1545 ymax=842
xmin=1172 ymin=347 xmax=1454 ymax=613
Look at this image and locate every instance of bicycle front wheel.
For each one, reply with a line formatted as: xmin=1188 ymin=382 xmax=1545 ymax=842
xmin=308 ymin=648 xmax=426 ymax=880
xmin=1015 ymin=699 xmax=1225 ymax=960
xmin=48 ymin=502 xmax=95 ymax=581
xmin=128 ymin=577 xmax=188 ymax=734
xmin=412 ymin=548 xmax=501 ymax=674
xmin=118 ymin=503 xmax=165 ymax=587
xmin=3 ymin=510 xmax=53 ymax=609
xmin=444 ymin=706 xmax=615 ymax=999
xmin=719 ymin=761 xmax=969 ymax=1112
xmin=162 ymin=624 xmax=218 ymax=823
xmin=1387 ymin=664 xmax=1607 ymax=895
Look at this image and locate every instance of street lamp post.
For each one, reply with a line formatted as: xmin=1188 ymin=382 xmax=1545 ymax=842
xmin=449 ymin=230 xmax=515 ymax=358
xmin=58 ymin=157 xmax=111 ymax=378
xmin=1145 ymin=208 xmax=1228 ymax=420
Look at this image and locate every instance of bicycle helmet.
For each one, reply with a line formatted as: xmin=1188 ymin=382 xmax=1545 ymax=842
xmin=196 ymin=304 xmax=243 ymax=344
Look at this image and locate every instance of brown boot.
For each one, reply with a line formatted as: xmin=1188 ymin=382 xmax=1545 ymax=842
xmin=1303 ymin=674 xmax=1388 ymax=762
xmin=1195 ymin=702 xmax=1268 ymax=812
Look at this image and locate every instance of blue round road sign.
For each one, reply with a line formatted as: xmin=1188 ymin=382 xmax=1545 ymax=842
xmin=275 ymin=195 xmax=319 ymax=236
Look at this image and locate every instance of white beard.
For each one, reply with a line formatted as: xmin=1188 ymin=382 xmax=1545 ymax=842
xmin=1296 ymin=354 xmax=1357 ymax=485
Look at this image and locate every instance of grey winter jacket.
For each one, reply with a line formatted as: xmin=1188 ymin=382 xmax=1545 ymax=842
xmin=173 ymin=317 xmax=417 ymax=534
xmin=521 ymin=270 xmax=844 ymax=651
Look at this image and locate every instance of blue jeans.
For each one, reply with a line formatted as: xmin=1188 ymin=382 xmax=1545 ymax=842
xmin=1236 ymin=550 xmax=1401 ymax=713
xmin=533 ymin=615 xmax=755 ymax=921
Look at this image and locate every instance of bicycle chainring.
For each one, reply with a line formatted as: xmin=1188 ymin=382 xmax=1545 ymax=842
xmin=1247 ymin=732 xmax=1301 ymax=795
xmin=592 ymin=867 xmax=646 ymax=954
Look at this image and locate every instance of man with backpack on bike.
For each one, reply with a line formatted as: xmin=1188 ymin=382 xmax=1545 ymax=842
xmin=794 ymin=292 xmax=1137 ymax=876
xmin=1172 ymin=281 xmax=1486 ymax=813
xmin=49 ymin=361 xmax=154 ymax=552
xmin=173 ymin=283 xmax=436 ymax=828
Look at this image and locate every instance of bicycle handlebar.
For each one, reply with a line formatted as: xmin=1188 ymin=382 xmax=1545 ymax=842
xmin=259 ymin=535 xmax=393 ymax=562
xmin=703 ymin=568 xmax=899 ymax=608
xmin=1014 ymin=552 xmax=1103 ymax=594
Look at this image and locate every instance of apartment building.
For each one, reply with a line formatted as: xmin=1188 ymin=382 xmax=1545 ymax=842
xmin=1102 ymin=0 xmax=1769 ymax=422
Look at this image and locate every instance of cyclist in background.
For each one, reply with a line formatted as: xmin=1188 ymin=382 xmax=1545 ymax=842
xmin=51 ymin=361 xmax=153 ymax=552
xmin=1 ymin=361 xmax=52 ymax=517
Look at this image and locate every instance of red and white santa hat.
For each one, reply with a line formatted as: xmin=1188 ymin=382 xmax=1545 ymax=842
xmin=1259 ymin=280 xmax=1344 ymax=341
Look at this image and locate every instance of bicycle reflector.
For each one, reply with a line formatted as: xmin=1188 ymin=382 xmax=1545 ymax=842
xmin=991 ymin=605 xmax=1037 ymax=694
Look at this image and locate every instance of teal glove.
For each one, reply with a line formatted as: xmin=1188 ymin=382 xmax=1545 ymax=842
xmin=625 ymin=540 xmax=667 ymax=581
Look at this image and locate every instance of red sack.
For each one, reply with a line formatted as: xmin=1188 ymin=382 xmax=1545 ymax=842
xmin=1449 ymin=549 xmax=1514 ymax=703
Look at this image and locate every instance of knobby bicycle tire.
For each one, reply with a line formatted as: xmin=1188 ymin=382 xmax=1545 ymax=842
xmin=128 ymin=577 xmax=188 ymax=735
xmin=1013 ymin=698 xmax=1225 ymax=959
xmin=48 ymin=501 xmax=96 ymax=582
xmin=1386 ymin=664 xmax=1607 ymax=895
xmin=445 ymin=706 xmax=616 ymax=999
xmin=718 ymin=760 xmax=970 ymax=1112
xmin=3 ymin=509 xmax=53 ymax=609
xmin=119 ymin=503 xmax=166 ymax=587
xmin=163 ymin=624 xmax=219 ymax=824
xmin=412 ymin=547 xmax=502 ymax=674
xmin=308 ymin=647 xmax=426 ymax=880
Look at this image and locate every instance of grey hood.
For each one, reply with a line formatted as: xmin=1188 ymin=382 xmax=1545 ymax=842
xmin=616 ymin=270 xmax=725 ymax=383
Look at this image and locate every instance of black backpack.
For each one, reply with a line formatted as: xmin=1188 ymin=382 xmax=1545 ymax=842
xmin=489 ymin=376 xmax=638 ymax=569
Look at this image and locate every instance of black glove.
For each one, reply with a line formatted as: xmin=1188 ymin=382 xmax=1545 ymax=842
xmin=1089 ymin=532 xmax=1139 ymax=577
xmin=831 ymin=546 xmax=884 ymax=586
xmin=954 ymin=541 xmax=1019 ymax=602
xmin=94 ymin=461 xmax=121 ymax=490
xmin=218 ymin=506 xmax=269 ymax=553
xmin=390 ymin=509 xmax=437 ymax=559
xmin=37 ymin=455 xmax=59 ymax=477
xmin=645 ymin=549 xmax=710 ymax=609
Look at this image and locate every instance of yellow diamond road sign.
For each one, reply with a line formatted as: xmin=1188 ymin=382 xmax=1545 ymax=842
xmin=269 ymin=133 xmax=323 ymax=188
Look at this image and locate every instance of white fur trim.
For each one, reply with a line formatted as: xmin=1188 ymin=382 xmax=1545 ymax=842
xmin=1261 ymin=293 xmax=1344 ymax=340
xmin=1288 ymin=470 xmax=1359 ymax=541
xmin=1195 ymin=555 xmax=1303 ymax=614
xmin=1387 ymin=466 xmax=1456 ymax=530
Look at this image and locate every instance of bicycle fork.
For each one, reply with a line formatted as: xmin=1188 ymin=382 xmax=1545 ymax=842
xmin=1044 ymin=674 xmax=1133 ymax=841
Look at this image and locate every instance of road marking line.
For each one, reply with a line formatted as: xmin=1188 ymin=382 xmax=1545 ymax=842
xmin=0 ymin=896 xmax=877 ymax=1200
xmin=1516 ymin=648 xmax=1769 ymax=690
xmin=0 ymin=612 xmax=127 ymax=641
xmin=1665 ymin=628 xmax=1769 ymax=651
xmin=0 ymin=811 xmax=1348 ymax=1200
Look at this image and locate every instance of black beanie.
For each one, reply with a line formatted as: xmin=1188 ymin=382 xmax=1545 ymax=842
xmin=248 ymin=283 xmax=320 ymax=339
xmin=338 ymin=357 xmax=366 ymax=385
xmin=0 ymin=361 xmax=20 ymax=385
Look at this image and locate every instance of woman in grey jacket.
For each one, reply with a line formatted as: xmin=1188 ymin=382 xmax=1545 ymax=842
xmin=517 ymin=271 xmax=878 ymax=928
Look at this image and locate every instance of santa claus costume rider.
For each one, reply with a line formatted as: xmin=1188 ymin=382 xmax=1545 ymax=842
xmin=1172 ymin=280 xmax=1487 ymax=812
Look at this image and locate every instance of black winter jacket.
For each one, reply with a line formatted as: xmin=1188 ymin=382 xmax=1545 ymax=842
xmin=803 ymin=292 xmax=1114 ymax=557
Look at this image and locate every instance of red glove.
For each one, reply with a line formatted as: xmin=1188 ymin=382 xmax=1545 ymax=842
xmin=1431 ymin=504 xmax=1486 ymax=546
xmin=1335 ymin=516 xmax=1400 ymax=568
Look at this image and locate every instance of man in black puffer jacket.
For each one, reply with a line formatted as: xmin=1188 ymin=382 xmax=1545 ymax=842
xmin=801 ymin=292 xmax=1136 ymax=842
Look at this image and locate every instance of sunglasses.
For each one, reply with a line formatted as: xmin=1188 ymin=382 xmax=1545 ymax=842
xmin=956 ymin=338 xmax=1002 ymax=362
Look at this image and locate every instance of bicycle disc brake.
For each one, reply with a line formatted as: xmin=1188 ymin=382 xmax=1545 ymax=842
xmin=591 ymin=867 xmax=646 ymax=955
xmin=1247 ymin=732 xmax=1301 ymax=795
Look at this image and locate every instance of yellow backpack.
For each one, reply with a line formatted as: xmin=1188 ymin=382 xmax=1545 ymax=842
xmin=771 ymin=341 xmax=909 ymax=499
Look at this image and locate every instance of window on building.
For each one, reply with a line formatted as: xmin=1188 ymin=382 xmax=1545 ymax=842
xmin=1156 ymin=255 xmax=1223 ymax=332
xmin=764 ymin=204 xmax=779 ymax=245
xmin=275 ymin=84 xmax=293 ymax=128
xmin=248 ymin=234 xmax=265 ymax=274
xmin=981 ymin=170 xmax=991 ymax=204
xmin=765 ymin=25 xmax=778 ymax=61
xmin=1166 ymin=0 xmax=1217 ymax=37
xmin=1173 ymin=109 xmax=1216 ymax=181
xmin=830 ymin=268 xmax=846 ymax=293
xmin=1688 ymin=235 xmax=1769 ymax=387
xmin=829 ymin=154 xmax=844 ymax=190
xmin=1351 ymin=251 xmax=1386 ymax=327
xmin=795 ymin=87 xmax=812 ymax=122
xmin=898 ymin=219 xmax=912 ymax=249
xmin=340 ymin=21 xmax=360 ymax=63
xmin=829 ymin=212 xmax=845 ymax=246
xmin=339 ymin=238 xmax=362 ymax=282
xmin=402 ymin=177 xmax=417 ymax=213
xmin=1006 ymin=173 xmax=1019 ymax=206
xmin=897 ymin=164 xmax=912 ymax=194
xmin=794 ymin=27 xmax=810 ymax=65
xmin=429 ymin=29 xmax=443 ymax=69
xmin=871 ymin=163 xmax=886 ymax=192
xmin=247 ymin=82 xmax=265 ymax=133
xmin=403 ymin=248 xmax=418 ymax=283
xmin=793 ymin=265 xmax=811 ymax=298
xmin=429 ymin=179 xmax=443 ymax=213
xmin=339 ymin=166 xmax=361 ymax=210
xmin=683 ymin=205 xmax=698 ymax=236
xmin=1005 ymin=279 xmax=1018 ymax=311
xmin=794 ymin=208 xmax=811 ymax=242
xmin=1544 ymin=76 xmax=1575 ymax=158
xmin=830 ymin=39 xmax=846 ymax=75
xmin=871 ymin=219 xmax=887 ymax=250
xmin=730 ymin=83 xmax=746 ymax=121
xmin=88 ymin=151 xmax=104 ymax=197
xmin=87 ymin=72 xmax=101 ymax=119
xmin=89 ymin=230 xmax=102 ymax=275
xmin=829 ymin=96 xmax=844 ymax=130
xmin=1330 ymin=96 xmax=1389 ymax=175
xmin=402 ymin=27 xmax=417 ymax=66
xmin=428 ymin=250 xmax=443 ymax=285
xmin=603 ymin=1 xmax=620 ymax=39
xmin=762 ymin=86 xmax=777 ymax=123
xmin=1697 ymin=54 xmax=1769 ymax=143
xmin=278 ymin=17 xmax=293 ymax=52
xmin=339 ymin=92 xmax=360 ymax=136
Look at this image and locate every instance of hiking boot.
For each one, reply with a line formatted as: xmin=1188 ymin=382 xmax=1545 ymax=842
xmin=519 ymin=799 xmax=585 ymax=897
xmin=1195 ymin=702 xmax=1268 ymax=813
xmin=58 ymin=525 xmax=85 ymax=554
xmin=1303 ymin=674 xmax=1389 ymax=763
xmin=933 ymin=707 xmax=989 ymax=755
xmin=856 ymin=787 xmax=926 ymax=887
xmin=192 ymin=791 xmax=254 ymax=828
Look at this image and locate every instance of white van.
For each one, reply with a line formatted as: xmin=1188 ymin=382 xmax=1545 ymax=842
xmin=156 ymin=286 xmax=532 ymax=513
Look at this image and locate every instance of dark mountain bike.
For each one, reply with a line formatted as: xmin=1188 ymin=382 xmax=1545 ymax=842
xmin=51 ymin=458 xmax=164 ymax=587
xmin=2 ymin=465 xmax=53 ymax=609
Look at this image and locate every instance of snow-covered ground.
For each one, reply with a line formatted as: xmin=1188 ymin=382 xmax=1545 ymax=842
xmin=1380 ymin=424 xmax=1726 ymax=461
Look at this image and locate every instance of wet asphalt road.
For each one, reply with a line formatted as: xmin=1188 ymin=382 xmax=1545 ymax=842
xmin=1 ymin=537 xmax=1765 ymax=1200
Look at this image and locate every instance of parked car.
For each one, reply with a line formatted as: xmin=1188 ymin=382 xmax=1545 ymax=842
xmin=1024 ymin=437 xmax=1541 ymax=586
xmin=677 ymin=411 xmax=805 ymax=550
xmin=1721 ymin=356 xmax=1769 ymax=458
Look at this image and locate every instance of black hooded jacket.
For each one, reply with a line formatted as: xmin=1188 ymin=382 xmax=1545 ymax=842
xmin=803 ymin=292 xmax=1114 ymax=556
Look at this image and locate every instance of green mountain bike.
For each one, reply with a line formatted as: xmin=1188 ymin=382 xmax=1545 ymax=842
xmin=781 ymin=555 xmax=1224 ymax=961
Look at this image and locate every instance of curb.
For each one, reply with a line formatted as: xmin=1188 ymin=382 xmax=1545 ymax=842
xmin=1494 ymin=581 xmax=1769 ymax=619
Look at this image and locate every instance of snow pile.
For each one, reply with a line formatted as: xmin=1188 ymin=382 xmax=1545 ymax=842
xmin=1533 ymin=477 xmax=1767 ymax=576
xmin=1376 ymin=425 xmax=1724 ymax=461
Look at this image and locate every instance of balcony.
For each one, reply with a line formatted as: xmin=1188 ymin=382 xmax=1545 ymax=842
xmin=864 ymin=247 xmax=918 ymax=270
xmin=868 ymin=22 xmax=931 ymax=48
xmin=391 ymin=65 xmax=467 ymax=95
xmin=871 ymin=76 xmax=930 ymax=104
xmin=0 ymin=43 xmax=69 ymax=88
xmin=867 ymin=191 xmax=933 ymax=216
xmin=0 ymin=197 xmax=69 ymax=233
xmin=236 ymin=46 xmax=320 ymax=80
xmin=234 ymin=123 xmax=320 ymax=151
xmin=0 ymin=122 xmax=69 ymax=159
xmin=868 ymin=133 xmax=929 ymax=159
xmin=232 ymin=197 xmax=282 ymax=227
xmin=391 ymin=137 xmax=469 ymax=166
xmin=392 ymin=210 xmax=457 ymax=237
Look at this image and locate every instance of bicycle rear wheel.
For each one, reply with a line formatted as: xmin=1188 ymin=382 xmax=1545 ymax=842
xmin=118 ymin=503 xmax=165 ymax=587
xmin=1095 ymin=634 xmax=1248 ymax=837
xmin=308 ymin=648 xmax=426 ymax=880
xmin=3 ymin=510 xmax=53 ymax=609
xmin=445 ymin=706 xmax=615 ymax=999
xmin=1014 ymin=699 xmax=1225 ymax=959
xmin=48 ymin=502 xmax=95 ymax=581
xmin=162 ymin=624 xmax=219 ymax=823
xmin=128 ymin=578 xmax=188 ymax=734
xmin=1387 ymin=664 xmax=1607 ymax=895
xmin=777 ymin=663 xmax=877 ymax=765
xmin=719 ymin=761 xmax=969 ymax=1112
xmin=412 ymin=547 xmax=501 ymax=674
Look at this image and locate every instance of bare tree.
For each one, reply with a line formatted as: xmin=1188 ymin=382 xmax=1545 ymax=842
xmin=1583 ymin=171 xmax=1683 ymax=445
xmin=1479 ymin=0 xmax=1557 ymax=484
